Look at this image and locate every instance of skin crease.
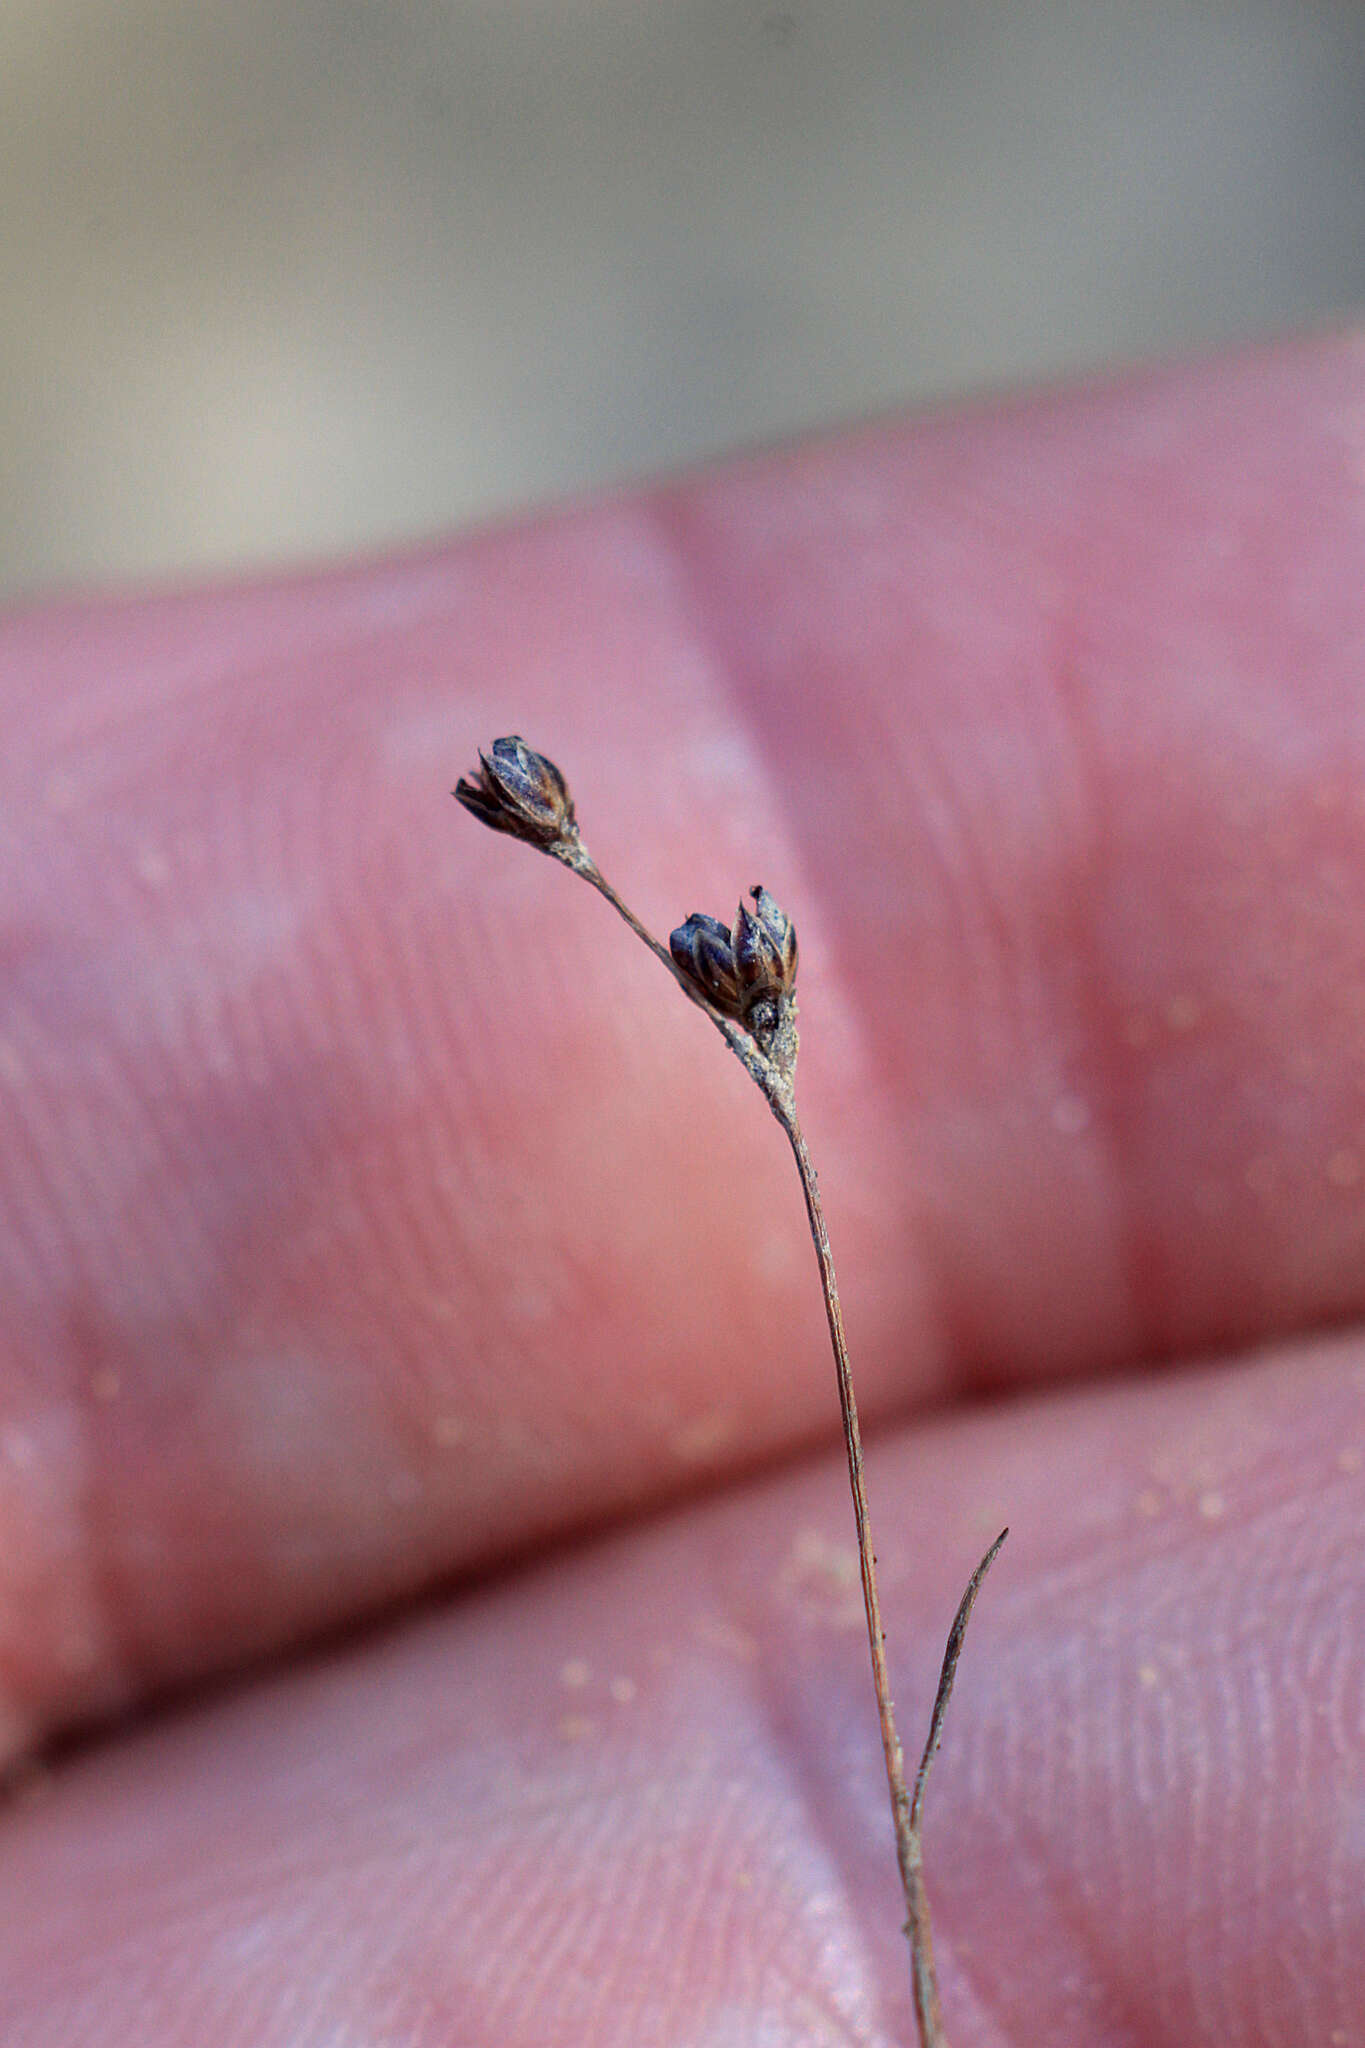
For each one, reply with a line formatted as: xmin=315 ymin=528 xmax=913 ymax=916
xmin=0 ymin=331 xmax=1362 ymax=2041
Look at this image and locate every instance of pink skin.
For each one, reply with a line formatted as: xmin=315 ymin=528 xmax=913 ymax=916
xmin=1 ymin=332 xmax=1363 ymax=2042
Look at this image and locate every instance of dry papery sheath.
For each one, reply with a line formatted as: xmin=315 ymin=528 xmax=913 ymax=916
xmin=455 ymin=735 xmax=1004 ymax=2048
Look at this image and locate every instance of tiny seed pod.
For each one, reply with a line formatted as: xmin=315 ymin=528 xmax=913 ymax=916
xmin=669 ymin=911 xmax=745 ymax=1016
xmin=733 ymin=884 xmax=798 ymax=1016
xmin=454 ymin=735 xmax=577 ymax=849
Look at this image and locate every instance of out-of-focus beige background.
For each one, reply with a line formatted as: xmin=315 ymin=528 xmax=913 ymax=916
xmin=4 ymin=1 xmax=1365 ymax=602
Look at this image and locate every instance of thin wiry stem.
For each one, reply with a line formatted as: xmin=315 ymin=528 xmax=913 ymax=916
xmin=774 ymin=1098 xmax=1008 ymax=2042
xmin=559 ymin=840 xmax=780 ymax=1098
xmin=558 ymin=843 xmax=678 ymax=978
xmin=771 ymin=1103 xmax=915 ymax=1908
xmin=457 ymin=744 xmax=1006 ymax=2046
xmin=567 ymin=849 xmax=1005 ymax=2043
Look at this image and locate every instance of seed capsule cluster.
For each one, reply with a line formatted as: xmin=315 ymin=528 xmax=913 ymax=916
xmin=669 ymin=887 xmax=798 ymax=1038
xmin=457 ymin=736 xmax=799 ymax=1066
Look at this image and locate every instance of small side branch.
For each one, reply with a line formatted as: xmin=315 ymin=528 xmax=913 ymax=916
xmin=904 ymin=1528 xmax=1009 ymax=2046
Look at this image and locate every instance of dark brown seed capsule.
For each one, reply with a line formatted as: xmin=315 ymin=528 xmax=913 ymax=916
xmin=454 ymin=736 xmax=577 ymax=849
xmin=733 ymin=885 xmax=798 ymax=1014
xmin=669 ymin=912 xmax=745 ymax=1016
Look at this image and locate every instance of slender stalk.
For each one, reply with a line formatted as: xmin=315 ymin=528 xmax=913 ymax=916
xmin=456 ymin=740 xmax=1007 ymax=2048
xmin=571 ymin=851 xmax=1004 ymax=2042
xmin=776 ymin=1099 xmax=1007 ymax=2043
xmin=773 ymin=1104 xmax=916 ymax=1902
xmin=560 ymin=845 xmax=678 ymax=978
xmin=560 ymin=843 xmax=781 ymax=1097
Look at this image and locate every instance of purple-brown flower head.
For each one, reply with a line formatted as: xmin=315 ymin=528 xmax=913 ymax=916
xmin=670 ymin=885 xmax=798 ymax=1068
xmin=454 ymin=736 xmax=577 ymax=849
xmin=669 ymin=912 xmax=744 ymax=1017
xmin=733 ymin=885 xmax=798 ymax=1013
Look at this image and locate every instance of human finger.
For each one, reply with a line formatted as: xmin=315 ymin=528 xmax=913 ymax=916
xmin=0 ymin=1339 xmax=1358 ymax=2044
xmin=3 ymin=333 xmax=1364 ymax=1756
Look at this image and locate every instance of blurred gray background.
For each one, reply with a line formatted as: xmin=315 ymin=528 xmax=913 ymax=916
xmin=4 ymin=0 xmax=1365 ymax=603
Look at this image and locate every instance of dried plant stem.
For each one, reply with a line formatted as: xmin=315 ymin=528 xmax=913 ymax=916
xmin=775 ymin=1108 xmax=917 ymax=1962
xmin=559 ymin=845 xmax=677 ymax=977
xmin=777 ymin=1098 xmax=1007 ymax=2044
xmin=572 ymin=847 xmax=1005 ymax=2044
xmin=455 ymin=743 xmax=1006 ymax=2048
xmin=558 ymin=843 xmax=780 ymax=1096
